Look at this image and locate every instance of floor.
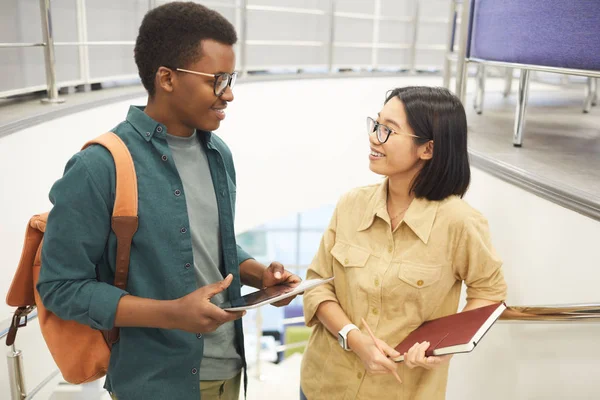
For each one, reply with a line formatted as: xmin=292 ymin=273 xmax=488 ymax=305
xmin=465 ymin=78 xmax=600 ymax=203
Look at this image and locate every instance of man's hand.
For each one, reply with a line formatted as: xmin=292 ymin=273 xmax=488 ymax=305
xmin=261 ymin=262 xmax=302 ymax=307
xmin=172 ymin=274 xmax=246 ymax=333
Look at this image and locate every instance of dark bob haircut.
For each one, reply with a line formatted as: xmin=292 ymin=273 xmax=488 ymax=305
xmin=134 ymin=2 xmax=237 ymax=97
xmin=385 ymin=86 xmax=470 ymax=201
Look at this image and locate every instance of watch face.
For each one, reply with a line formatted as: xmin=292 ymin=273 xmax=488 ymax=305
xmin=337 ymin=333 xmax=345 ymax=348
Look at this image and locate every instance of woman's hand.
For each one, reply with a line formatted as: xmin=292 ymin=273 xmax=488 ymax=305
xmin=403 ymin=341 xmax=453 ymax=370
xmin=349 ymin=331 xmax=402 ymax=378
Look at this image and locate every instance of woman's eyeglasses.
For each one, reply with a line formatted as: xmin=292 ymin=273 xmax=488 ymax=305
xmin=366 ymin=117 xmax=419 ymax=144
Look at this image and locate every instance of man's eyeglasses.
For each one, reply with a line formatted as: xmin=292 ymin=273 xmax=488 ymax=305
xmin=175 ymin=68 xmax=237 ymax=97
xmin=366 ymin=116 xmax=419 ymax=144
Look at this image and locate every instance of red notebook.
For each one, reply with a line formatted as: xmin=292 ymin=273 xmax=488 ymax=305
xmin=392 ymin=302 xmax=506 ymax=362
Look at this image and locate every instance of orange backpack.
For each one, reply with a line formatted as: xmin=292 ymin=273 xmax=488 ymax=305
xmin=5 ymin=132 xmax=139 ymax=384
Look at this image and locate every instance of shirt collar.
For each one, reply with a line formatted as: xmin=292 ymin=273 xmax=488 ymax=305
xmin=357 ymin=178 xmax=439 ymax=244
xmin=126 ymin=105 xmax=215 ymax=148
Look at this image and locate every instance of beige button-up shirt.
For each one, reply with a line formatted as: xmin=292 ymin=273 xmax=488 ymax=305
xmin=301 ymin=179 xmax=507 ymax=400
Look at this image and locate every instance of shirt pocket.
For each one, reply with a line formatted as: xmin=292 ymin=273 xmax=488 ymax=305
xmin=398 ymin=261 xmax=442 ymax=289
xmin=330 ymin=242 xmax=374 ymax=311
xmin=330 ymin=241 xmax=370 ymax=269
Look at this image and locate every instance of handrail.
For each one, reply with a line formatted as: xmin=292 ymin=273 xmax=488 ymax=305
xmin=1 ymin=0 xmax=453 ymax=100
xmin=500 ymin=303 xmax=600 ymax=322
xmin=0 ymin=43 xmax=45 ymax=48
xmin=24 ymin=369 xmax=60 ymax=400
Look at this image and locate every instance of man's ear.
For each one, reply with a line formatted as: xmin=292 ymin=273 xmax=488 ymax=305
xmin=156 ymin=67 xmax=175 ymax=93
xmin=420 ymin=140 xmax=434 ymax=161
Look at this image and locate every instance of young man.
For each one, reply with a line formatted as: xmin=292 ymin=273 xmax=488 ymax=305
xmin=37 ymin=3 xmax=300 ymax=400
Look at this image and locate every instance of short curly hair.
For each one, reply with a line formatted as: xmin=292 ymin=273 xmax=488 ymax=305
xmin=134 ymin=1 xmax=237 ymax=96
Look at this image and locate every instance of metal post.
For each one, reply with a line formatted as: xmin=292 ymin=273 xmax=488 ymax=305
xmin=239 ymin=0 xmax=248 ymax=78
xmin=76 ymin=0 xmax=91 ymax=91
xmin=409 ymin=0 xmax=421 ymax=74
xmin=442 ymin=0 xmax=457 ymax=89
xmin=371 ymin=0 xmax=381 ymax=71
xmin=513 ymin=69 xmax=530 ymax=147
xmin=474 ymin=64 xmax=485 ymax=114
xmin=503 ymin=67 xmax=513 ymax=98
xmin=255 ymin=308 xmax=263 ymax=380
xmin=7 ymin=344 xmax=26 ymax=400
xmin=583 ymin=77 xmax=597 ymax=113
xmin=39 ymin=0 xmax=65 ymax=104
xmin=327 ymin=0 xmax=336 ymax=74
xmin=454 ymin=0 xmax=471 ymax=103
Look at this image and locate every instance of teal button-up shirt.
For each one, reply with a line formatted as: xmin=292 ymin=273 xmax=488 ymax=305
xmin=37 ymin=106 xmax=252 ymax=399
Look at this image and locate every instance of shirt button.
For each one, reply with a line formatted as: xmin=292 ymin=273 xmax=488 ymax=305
xmin=357 ymin=372 xmax=363 ymax=379
xmin=196 ymin=333 xmax=202 ymax=339
xmin=344 ymin=258 xmax=349 ymax=265
xmin=145 ymin=132 xmax=151 ymax=137
xmin=185 ymin=263 xmax=191 ymax=269
xmin=387 ymin=246 xmax=393 ymax=253
xmin=156 ymin=126 xmax=163 ymax=133
xmin=374 ymin=278 xmax=380 ymax=287
xmin=174 ymin=189 xmax=181 ymax=196
xmin=180 ymin=227 xmax=187 ymax=234
xmin=161 ymin=155 xmax=168 ymax=161
xmin=372 ymin=308 xmax=379 ymax=315
xmin=221 ymin=190 xmax=225 ymax=196
xmin=417 ymin=279 xmax=424 ymax=287
xmin=191 ymin=368 xmax=198 ymax=375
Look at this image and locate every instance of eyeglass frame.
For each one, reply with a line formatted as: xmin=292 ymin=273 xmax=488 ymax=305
xmin=366 ymin=116 xmax=420 ymax=144
xmin=171 ymin=67 xmax=238 ymax=97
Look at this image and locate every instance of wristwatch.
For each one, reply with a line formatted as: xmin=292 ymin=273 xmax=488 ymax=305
xmin=338 ymin=324 xmax=359 ymax=351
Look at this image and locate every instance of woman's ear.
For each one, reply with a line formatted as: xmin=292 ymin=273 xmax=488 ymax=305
xmin=420 ymin=140 xmax=434 ymax=161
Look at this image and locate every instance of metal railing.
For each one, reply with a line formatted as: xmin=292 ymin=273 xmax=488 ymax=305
xmin=0 ymin=0 xmax=452 ymax=101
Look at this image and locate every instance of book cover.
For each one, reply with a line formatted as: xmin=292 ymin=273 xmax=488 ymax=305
xmin=392 ymin=302 xmax=506 ymax=362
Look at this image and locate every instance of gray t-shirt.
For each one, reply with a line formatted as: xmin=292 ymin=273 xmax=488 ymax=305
xmin=166 ymin=131 xmax=242 ymax=381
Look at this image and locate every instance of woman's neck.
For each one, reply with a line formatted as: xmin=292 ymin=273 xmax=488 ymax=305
xmin=387 ymin=175 xmax=414 ymax=207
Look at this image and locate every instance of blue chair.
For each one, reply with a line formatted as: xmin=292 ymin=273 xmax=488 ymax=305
xmin=456 ymin=0 xmax=600 ymax=146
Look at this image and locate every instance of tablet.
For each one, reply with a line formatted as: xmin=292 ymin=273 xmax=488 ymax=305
xmin=221 ymin=277 xmax=335 ymax=311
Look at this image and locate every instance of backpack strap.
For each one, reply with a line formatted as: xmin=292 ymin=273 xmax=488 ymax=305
xmin=82 ymin=132 xmax=138 ymax=346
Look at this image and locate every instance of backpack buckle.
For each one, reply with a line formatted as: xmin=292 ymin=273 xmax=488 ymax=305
xmin=6 ymin=306 xmax=35 ymax=347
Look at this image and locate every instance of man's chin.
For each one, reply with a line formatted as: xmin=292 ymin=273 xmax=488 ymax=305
xmin=198 ymin=121 xmax=221 ymax=132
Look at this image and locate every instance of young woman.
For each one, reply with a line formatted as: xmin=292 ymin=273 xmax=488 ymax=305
xmin=300 ymin=86 xmax=507 ymax=400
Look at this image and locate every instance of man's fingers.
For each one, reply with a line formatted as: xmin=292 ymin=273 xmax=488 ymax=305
xmin=269 ymin=262 xmax=285 ymax=280
xmin=203 ymin=274 xmax=233 ymax=298
xmin=272 ymin=296 xmax=296 ymax=307
xmin=203 ymin=302 xmax=245 ymax=324
xmin=285 ymin=274 xmax=302 ymax=284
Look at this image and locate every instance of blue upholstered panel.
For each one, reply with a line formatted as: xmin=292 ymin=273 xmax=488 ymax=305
xmin=468 ymin=0 xmax=600 ymax=71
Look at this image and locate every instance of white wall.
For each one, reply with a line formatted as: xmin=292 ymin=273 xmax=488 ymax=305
xmin=1 ymin=76 xmax=599 ymax=399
